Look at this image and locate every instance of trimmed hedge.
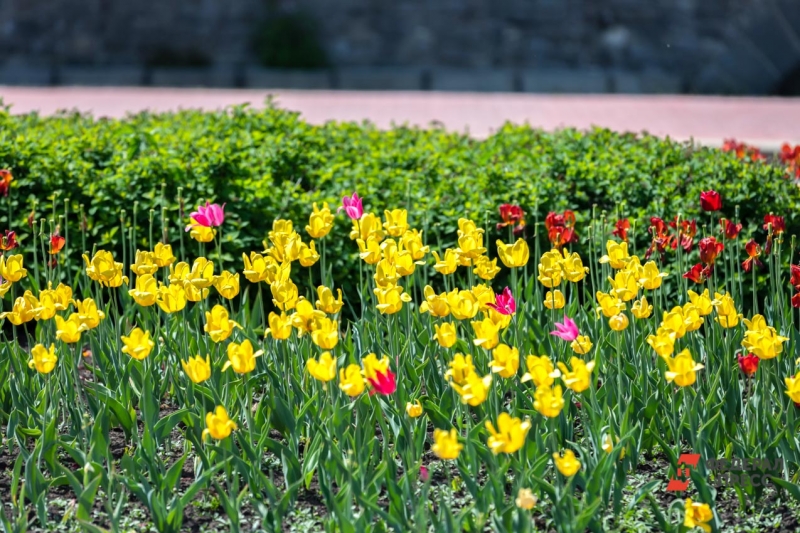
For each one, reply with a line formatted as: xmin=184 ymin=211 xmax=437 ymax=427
xmin=0 ymin=101 xmax=796 ymax=291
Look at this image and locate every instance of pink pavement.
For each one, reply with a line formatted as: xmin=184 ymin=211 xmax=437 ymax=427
xmin=2 ymin=86 xmax=800 ymax=149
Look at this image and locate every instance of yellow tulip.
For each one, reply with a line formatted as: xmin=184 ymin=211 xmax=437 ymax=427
xmin=265 ymin=312 xmax=293 ymax=340
xmin=471 ymin=284 xmax=496 ymax=310
xmin=213 ymin=271 xmax=240 ymax=299
xmin=307 ymin=351 xmax=337 ymax=383
xmin=490 ymin=344 xmax=520 ymax=378
xmin=445 ymin=353 xmax=475 ymax=385
xmin=34 ymin=290 xmax=57 ymax=321
xmin=156 ymin=283 xmax=187 ymax=314
xmin=639 ymin=261 xmax=667 ymax=290
xmin=456 ymin=229 xmax=486 ymax=260
xmin=447 ymin=289 xmax=480 ymax=320
xmin=28 ymin=344 xmax=58 ymax=374
xmin=608 ymin=270 xmax=639 ymax=302
xmin=242 ymin=252 xmax=273 ymax=283
xmin=687 ymin=289 xmax=714 ymax=316
xmin=713 ymin=292 xmax=740 ymax=328
xmin=631 ymin=297 xmax=653 ymax=319
xmin=434 ymin=322 xmax=458 ymax=348
xmin=661 ymin=306 xmax=688 ymax=338
xmin=521 ymin=355 xmax=561 ymax=387
xmin=451 ymin=371 xmax=492 ymax=407
xmin=73 ymin=298 xmax=105 ymax=329
xmin=223 ymin=339 xmax=263 ymax=374
xmin=121 ymin=327 xmax=156 ymax=360
xmin=557 ymin=357 xmax=595 ymax=393
xmin=608 ymin=313 xmax=629 ymax=332
xmin=55 ymin=314 xmax=86 ymax=344
xmin=683 ymin=498 xmax=713 ymax=533
xmin=515 ymin=488 xmax=537 ymax=510
xmin=0 ymin=292 xmax=37 ymax=325
xmin=383 ymin=209 xmax=409 ymax=237
xmin=391 ymin=249 xmax=416 ymax=277
xmin=83 ymin=250 xmax=127 ymax=287
xmin=291 ymin=299 xmax=326 ymax=336
xmin=52 ymin=283 xmax=72 ymax=311
xmin=664 ymin=348 xmax=704 ymax=387
xmin=202 ymin=406 xmax=237 ymax=440
xmin=188 ymin=257 xmax=215 ymax=289
xmin=350 ymin=213 xmax=385 ymax=242
xmin=485 ymin=307 xmax=513 ymax=329
xmin=131 ymin=250 xmax=158 ymax=276
xmin=374 ymin=259 xmax=400 ymax=288
xmin=544 ymin=290 xmax=565 ymax=310
xmin=431 ymin=428 xmax=462 ymax=460
xmin=533 ymin=384 xmax=565 ymax=418
xmin=595 ymin=291 xmax=626 ymax=318
xmin=306 ymin=202 xmax=334 ymax=239
xmin=784 ymin=372 xmax=800 ymax=403
xmin=598 ymin=240 xmax=630 ymax=269
xmin=315 ymin=286 xmax=343 ymax=314
xmin=419 ymin=286 xmax=450 ymax=317
xmin=561 ymin=250 xmax=588 ymax=283
xmin=128 ymin=274 xmax=158 ymax=307
xmin=537 ymin=249 xmax=563 ymax=287
xmin=181 ymin=355 xmax=211 ymax=384
xmin=0 ymin=254 xmax=27 ymax=282
xmin=311 ymin=317 xmax=339 ymax=349
xmin=374 ymin=284 xmax=412 ymax=315
xmin=602 ymin=434 xmax=626 ymax=459
xmin=271 ymin=278 xmax=299 ymax=312
xmin=357 ymin=238 xmax=382 ymax=264
xmin=497 ymin=238 xmax=529 ymax=268
xmin=682 ymin=303 xmax=704 ymax=332
xmin=188 ymin=218 xmax=215 ymax=243
xmin=486 ymin=413 xmax=531 ymax=454
xmin=153 ymin=243 xmax=176 ymax=267
xmin=472 ymin=255 xmax=501 ymax=280
xmin=298 ymin=240 xmax=320 ymax=267
xmin=647 ymin=327 xmax=676 ymax=358
xmin=339 ymin=364 xmax=366 ymax=396
xmin=204 ymin=304 xmax=242 ymax=343
xmin=553 ymin=449 xmax=581 ymax=476
xmin=0 ymin=279 xmax=10 ymax=298
xmin=742 ymin=328 xmax=788 ymax=360
xmin=471 ymin=317 xmax=501 ymax=350
xmin=269 ymin=219 xmax=294 ymax=240
xmin=361 ymin=353 xmax=390 ymax=381
xmin=405 ymin=400 xmax=424 ymax=418
xmin=432 ymin=249 xmax=459 ymax=275
xmin=399 ymin=229 xmax=429 ymax=261
xmin=571 ymin=335 xmax=593 ymax=355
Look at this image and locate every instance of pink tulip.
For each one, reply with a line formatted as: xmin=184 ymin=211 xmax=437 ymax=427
xmin=338 ymin=192 xmax=363 ymax=220
xmin=550 ymin=315 xmax=579 ymax=342
xmin=419 ymin=465 xmax=430 ymax=482
xmin=487 ymin=287 xmax=516 ymax=315
xmin=368 ymin=368 xmax=396 ymax=396
xmin=188 ymin=201 xmax=225 ymax=228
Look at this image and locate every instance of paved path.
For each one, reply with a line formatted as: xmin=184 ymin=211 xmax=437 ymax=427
xmin=2 ymin=86 xmax=800 ymax=149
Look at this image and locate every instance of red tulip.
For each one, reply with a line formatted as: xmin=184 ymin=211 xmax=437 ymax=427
xmin=763 ymin=214 xmax=785 ymax=235
xmin=698 ymin=237 xmax=724 ymax=265
xmin=791 ymin=265 xmax=800 ymax=289
xmin=700 ymin=190 xmax=722 ymax=212
xmin=545 ymin=210 xmax=578 ymax=248
xmin=737 ymin=354 xmax=759 ymax=376
xmin=741 ymin=240 xmax=762 ymax=273
xmin=612 ymin=219 xmax=631 ymax=242
xmin=0 ymin=230 xmax=17 ymax=251
xmin=368 ymin=368 xmax=396 ymax=396
xmin=0 ymin=170 xmax=12 ymax=197
xmin=683 ymin=263 xmax=711 ymax=284
xmin=719 ymin=219 xmax=742 ymax=240
xmin=792 ymin=292 xmax=800 ymax=308
xmin=49 ymin=234 xmax=66 ymax=255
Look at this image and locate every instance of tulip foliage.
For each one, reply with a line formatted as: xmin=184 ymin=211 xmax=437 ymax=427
xmin=0 ymin=187 xmax=799 ymax=533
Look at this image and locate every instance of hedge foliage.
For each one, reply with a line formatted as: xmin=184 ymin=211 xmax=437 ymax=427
xmin=0 ymin=101 xmax=796 ymax=292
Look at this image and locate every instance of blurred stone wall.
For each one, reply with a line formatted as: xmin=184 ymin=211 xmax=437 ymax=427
xmin=0 ymin=0 xmax=796 ymax=93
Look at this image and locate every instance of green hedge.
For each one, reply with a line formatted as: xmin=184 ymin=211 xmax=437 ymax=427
xmin=0 ymin=101 xmax=796 ymax=292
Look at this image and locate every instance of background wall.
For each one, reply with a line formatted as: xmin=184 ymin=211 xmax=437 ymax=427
xmin=1 ymin=0 xmax=798 ymax=94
